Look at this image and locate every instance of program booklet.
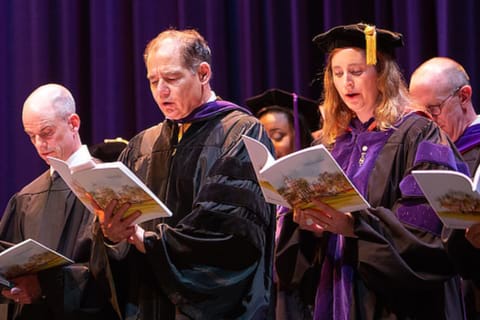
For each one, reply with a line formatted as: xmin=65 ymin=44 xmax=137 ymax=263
xmin=412 ymin=168 xmax=480 ymax=229
xmin=0 ymin=239 xmax=73 ymax=288
xmin=48 ymin=146 xmax=173 ymax=225
xmin=242 ymin=135 xmax=370 ymax=212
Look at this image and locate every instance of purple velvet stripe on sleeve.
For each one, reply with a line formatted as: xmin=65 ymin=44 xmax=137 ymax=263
xmin=395 ymin=203 xmax=443 ymax=236
xmin=399 ymin=175 xmax=424 ymax=197
xmin=414 ymin=140 xmax=468 ymax=174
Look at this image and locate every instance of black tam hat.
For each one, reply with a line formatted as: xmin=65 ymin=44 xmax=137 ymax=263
xmin=245 ymin=88 xmax=320 ymax=132
xmin=89 ymin=137 xmax=128 ymax=162
xmin=313 ymin=23 xmax=404 ymax=65
xmin=245 ymin=88 xmax=320 ymax=151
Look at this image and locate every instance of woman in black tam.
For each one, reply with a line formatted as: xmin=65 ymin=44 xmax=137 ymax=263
xmin=275 ymin=23 xmax=467 ymax=319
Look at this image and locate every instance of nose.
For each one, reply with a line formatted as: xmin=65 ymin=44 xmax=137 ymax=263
xmin=33 ymin=135 xmax=47 ymax=149
xmin=344 ymin=74 xmax=354 ymax=89
xmin=155 ymin=80 xmax=170 ymax=97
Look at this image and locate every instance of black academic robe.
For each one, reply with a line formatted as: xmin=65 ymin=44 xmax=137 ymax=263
xmin=116 ymin=109 xmax=276 ymax=319
xmin=0 ymin=171 xmax=117 ymax=320
xmin=276 ymin=114 xmax=466 ymax=319
xmin=443 ymin=126 xmax=480 ymax=320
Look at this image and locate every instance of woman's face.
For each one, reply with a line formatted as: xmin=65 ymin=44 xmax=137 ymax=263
xmin=331 ymin=48 xmax=379 ymax=122
xmin=259 ymin=111 xmax=295 ymax=158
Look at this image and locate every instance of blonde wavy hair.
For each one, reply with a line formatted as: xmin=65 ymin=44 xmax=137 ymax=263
xmin=320 ymin=49 xmax=410 ymax=145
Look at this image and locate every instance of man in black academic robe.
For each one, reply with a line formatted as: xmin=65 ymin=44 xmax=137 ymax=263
xmin=100 ymin=29 xmax=276 ymax=319
xmin=0 ymin=83 xmax=118 ymax=320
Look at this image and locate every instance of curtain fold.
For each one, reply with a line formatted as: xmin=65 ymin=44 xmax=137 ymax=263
xmin=1 ymin=0 xmax=479 ymax=211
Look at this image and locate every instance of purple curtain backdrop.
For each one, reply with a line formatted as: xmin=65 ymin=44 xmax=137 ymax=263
xmin=1 ymin=0 xmax=480 ymax=210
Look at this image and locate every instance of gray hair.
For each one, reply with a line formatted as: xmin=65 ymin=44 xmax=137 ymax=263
xmin=144 ymin=29 xmax=212 ymax=73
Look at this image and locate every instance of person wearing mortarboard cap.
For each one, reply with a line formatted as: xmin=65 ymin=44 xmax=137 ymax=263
xmin=275 ymin=23 xmax=468 ymax=319
xmin=246 ymin=89 xmax=321 ymax=158
xmin=89 ymin=137 xmax=129 ymax=163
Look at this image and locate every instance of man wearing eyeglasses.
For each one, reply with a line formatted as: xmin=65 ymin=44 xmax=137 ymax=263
xmin=410 ymin=57 xmax=480 ymax=320
xmin=410 ymin=57 xmax=480 ymax=174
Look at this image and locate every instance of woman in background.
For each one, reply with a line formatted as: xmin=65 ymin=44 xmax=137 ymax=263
xmin=246 ymin=88 xmax=320 ymax=158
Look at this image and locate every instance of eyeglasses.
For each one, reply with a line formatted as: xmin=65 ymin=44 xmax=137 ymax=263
xmin=426 ymin=86 xmax=462 ymax=116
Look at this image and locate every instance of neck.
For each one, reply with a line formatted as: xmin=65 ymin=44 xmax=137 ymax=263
xmin=356 ymin=110 xmax=375 ymax=123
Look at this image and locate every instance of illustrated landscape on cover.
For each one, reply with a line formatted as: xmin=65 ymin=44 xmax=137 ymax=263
xmin=413 ymin=169 xmax=480 ymax=229
xmin=242 ymin=135 xmax=369 ymax=213
xmin=0 ymin=239 xmax=73 ymax=282
xmin=48 ymin=146 xmax=172 ymax=225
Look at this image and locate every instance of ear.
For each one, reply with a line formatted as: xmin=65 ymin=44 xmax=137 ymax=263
xmin=68 ymin=113 xmax=81 ymax=131
xmin=197 ymin=62 xmax=211 ymax=84
xmin=458 ymin=85 xmax=472 ymax=104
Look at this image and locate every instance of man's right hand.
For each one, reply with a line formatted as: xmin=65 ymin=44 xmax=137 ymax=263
xmin=1 ymin=274 xmax=42 ymax=304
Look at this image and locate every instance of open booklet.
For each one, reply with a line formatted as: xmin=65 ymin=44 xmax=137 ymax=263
xmin=0 ymin=239 xmax=73 ymax=289
xmin=412 ymin=167 xmax=480 ymax=229
xmin=242 ymin=135 xmax=370 ymax=212
xmin=48 ymin=145 xmax=173 ymax=225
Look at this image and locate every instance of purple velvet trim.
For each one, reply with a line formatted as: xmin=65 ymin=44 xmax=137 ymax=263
xmin=175 ymin=100 xmax=252 ymax=123
xmin=455 ymin=123 xmax=480 ymax=154
xmin=274 ymin=206 xmax=289 ymax=283
xmin=414 ymin=140 xmax=457 ymax=169
xmin=399 ymin=175 xmax=425 ymax=197
xmin=314 ymin=235 xmax=352 ymax=320
xmin=332 ymin=117 xmax=394 ymax=196
xmin=395 ymin=203 xmax=443 ymax=236
xmin=275 ymin=206 xmax=290 ymax=245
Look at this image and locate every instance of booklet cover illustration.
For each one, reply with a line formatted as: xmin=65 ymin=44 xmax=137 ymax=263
xmin=413 ymin=169 xmax=480 ymax=229
xmin=0 ymin=239 xmax=73 ymax=281
xmin=48 ymin=146 xmax=173 ymax=225
xmin=242 ymin=135 xmax=369 ymax=212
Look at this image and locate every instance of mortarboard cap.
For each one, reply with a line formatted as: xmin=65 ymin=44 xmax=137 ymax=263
xmin=245 ymin=88 xmax=320 ymax=132
xmin=89 ymin=137 xmax=128 ymax=162
xmin=313 ymin=23 xmax=404 ymax=64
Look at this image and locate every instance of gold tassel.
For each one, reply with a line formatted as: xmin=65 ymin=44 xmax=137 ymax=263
xmin=364 ymin=25 xmax=377 ymax=65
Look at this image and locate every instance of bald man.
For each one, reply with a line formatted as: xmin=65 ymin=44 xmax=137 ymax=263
xmin=0 ymin=84 xmax=118 ymax=320
xmin=410 ymin=58 xmax=480 ymax=320
xmin=410 ymin=57 xmax=480 ymax=174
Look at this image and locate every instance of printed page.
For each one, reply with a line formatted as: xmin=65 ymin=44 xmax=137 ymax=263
xmin=48 ymin=157 xmax=173 ymax=225
xmin=242 ymin=136 xmax=290 ymax=207
xmin=0 ymin=239 xmax=73 ymax=279
xmin=412 ymin=170 xmax=480 ymax=229
xmin=242 ymin=135 xmax=369 ymax=212
xmin=260 ymin=144 xmax=369 ymax=212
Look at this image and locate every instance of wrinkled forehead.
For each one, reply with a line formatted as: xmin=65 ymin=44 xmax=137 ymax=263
xmin=23 ymin=103 xmax=64 ymax=131
xmin=146 ymin=43 xmax=187 ymax=77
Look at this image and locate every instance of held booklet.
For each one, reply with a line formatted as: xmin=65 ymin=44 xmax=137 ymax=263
xmin=242 ymin=135 xmax=370 ymax=212
xmin=412 ymin=168 xmax=480 ymax=229
xmin=0 ymin=239 xmax=73 ymax=288
xmin=48 ymin=146 xmax=173 ymax=225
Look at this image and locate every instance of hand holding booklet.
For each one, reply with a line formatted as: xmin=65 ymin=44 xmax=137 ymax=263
xmin=242 ymin=135 xmax=370 ymax=212
xmin=413 ymin=167 xmax=480 ymax=229
xmin=0 ymin=239 xmax=73 ymax=289
xmin=48 ymin=145 xmax=172 ymax=225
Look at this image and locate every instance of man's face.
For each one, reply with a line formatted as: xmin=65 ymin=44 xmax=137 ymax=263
xmin=410 ymin=82 xmax=463 ymax=141
xmin=22 ymin=106 xmax=77 ymax=164
xmin=146 ymin=38 xmax=204 ymax=120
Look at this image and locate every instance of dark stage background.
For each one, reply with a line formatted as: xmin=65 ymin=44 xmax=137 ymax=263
xmin=1 ymin=0 xmax=479 ymax=210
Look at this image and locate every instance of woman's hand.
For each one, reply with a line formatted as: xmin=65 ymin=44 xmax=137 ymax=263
xmin=293 ymin=198 xmax=356 ymax=238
